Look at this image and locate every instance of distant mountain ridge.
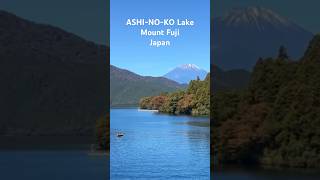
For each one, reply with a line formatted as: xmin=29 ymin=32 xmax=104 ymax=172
xmin=0 ymin=10 xmax=108 ymax=136
xmin=111 ymin=65 xmax=185 ymax=106
xmin=212 ymin=65 xmax=251 ymax=91
xmin=164 ymin=64 xmax=208 ymax=84
xmin=213 ymin=6 xmax=313 ymax=70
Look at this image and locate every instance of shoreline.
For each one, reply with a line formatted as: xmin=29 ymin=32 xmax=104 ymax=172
xmin=138 ymin=107 xmax=209 ymax=118
xmin=88 ymin=150 xmax=109 ymax=156
xmin=212 ymin=163 xmax=320 ymax=174
xmin=138 ymin=109 xmax=159 ymax=112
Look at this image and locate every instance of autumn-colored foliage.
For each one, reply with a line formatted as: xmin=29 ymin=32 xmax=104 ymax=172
xmin=212 ymin=35 xmax=320 ymax=168
xmin=140 ymin=74 xmax=210 ymax=116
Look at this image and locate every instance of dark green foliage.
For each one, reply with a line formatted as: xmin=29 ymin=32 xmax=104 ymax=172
xmin=212 ymin=35 xmax=320 ymax=168
xmin=189 ymin=74 xmax=210 ymax=116
xmin=211 ymin=91 xmax=241 ymax=126
xmin=140 ymin=74 xmax=210 ymax=116
xmin=212 ymin=65 xmax=251 ymax=92
xmin=278 ymin=45 xmax=289 ymax=59
xmin=159 ymin=91 xmax=186 ymax=114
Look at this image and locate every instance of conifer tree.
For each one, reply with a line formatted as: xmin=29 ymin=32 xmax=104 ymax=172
xmin=278 ymin=45 xmax=289 ymax=59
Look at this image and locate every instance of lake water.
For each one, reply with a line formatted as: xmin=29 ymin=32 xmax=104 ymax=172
xmin=0 ymin=151 xmax=109 ymax=180
xmin=110 ymin=108 xmax=210 ymax=179
xmin=212 ymin=166 xmax=320 ymax=180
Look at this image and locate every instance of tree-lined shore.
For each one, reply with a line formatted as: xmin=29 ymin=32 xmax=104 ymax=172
xmin=140 ymin=74 xmax=210 ymax=116
xmin=212 ymin=35 xmax=320 ymax=168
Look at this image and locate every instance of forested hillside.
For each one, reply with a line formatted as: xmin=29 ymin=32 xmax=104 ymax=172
xmin=0 ymin=10 xmax=108 ymax=137
xmin=140 ymin=74 xmax=210 ymax=116
xmin=212 ymin=35 xmax=320 ymax=168
xmin=110 ymin=65 xmax=185 ymax=106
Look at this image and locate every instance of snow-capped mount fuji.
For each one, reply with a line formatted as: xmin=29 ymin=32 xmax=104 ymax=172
xmin=220 ymin=7 xmax=296 ymax=30
xmin=213 ymin=6 xmax=313 ymax=70
xmin=163 ymin=64 xmax=208 ymax=84
xmin=180 ymin=64 xmax=201 ymax=70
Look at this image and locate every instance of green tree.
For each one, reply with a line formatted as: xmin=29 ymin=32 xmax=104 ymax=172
xmin=278 ymin=45 xmax=289 ymax=59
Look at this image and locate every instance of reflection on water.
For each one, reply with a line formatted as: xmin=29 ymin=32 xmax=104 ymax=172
xmin=0 ymin=151 xmax=109 ymax=180
xmin=110 ymin=108 xmax=210 ymax=179
xmin=212 ymin=164 xmax=320 ymax=180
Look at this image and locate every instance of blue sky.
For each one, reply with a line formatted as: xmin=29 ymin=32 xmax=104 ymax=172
xmin=111 ymin=0 xmax=210 ymax=76
xmin=2 ymin=0 xmax=320 ymax=47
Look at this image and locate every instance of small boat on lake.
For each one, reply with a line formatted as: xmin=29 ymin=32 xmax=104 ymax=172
xmin=116 ymin=132 xmax=124 ymax=137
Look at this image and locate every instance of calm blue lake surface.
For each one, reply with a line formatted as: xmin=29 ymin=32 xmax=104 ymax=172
xmin=212 ymin=166 xmax=320 ymax=180
xmin=110 ymin=108 xmax=210 ymax=179
xmin=0 ymin=151 xmax=109 ymax=180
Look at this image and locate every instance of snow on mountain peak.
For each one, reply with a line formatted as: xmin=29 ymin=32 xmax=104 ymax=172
xmin=221 ymin=6 xmax=293 ymax=30
xmin=179 ymin=64 xmax=200 ymax=70
xmin=164 ymin=64 xmax=208 ymax=84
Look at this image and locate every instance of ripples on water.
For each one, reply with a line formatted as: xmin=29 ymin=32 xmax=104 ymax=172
xmin=0 ymin=151 xmax=109 ymax=180
xmin=212 ymin=166 xmax=320 ymax=180
xmin=110 ymin=108 xmax=210 ymax=179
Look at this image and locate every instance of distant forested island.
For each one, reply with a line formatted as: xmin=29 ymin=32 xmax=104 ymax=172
xmin=212 ymin=35 xmax=320 ymax=168
xmin=140 ymin=74 xmax=210 ymax=116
